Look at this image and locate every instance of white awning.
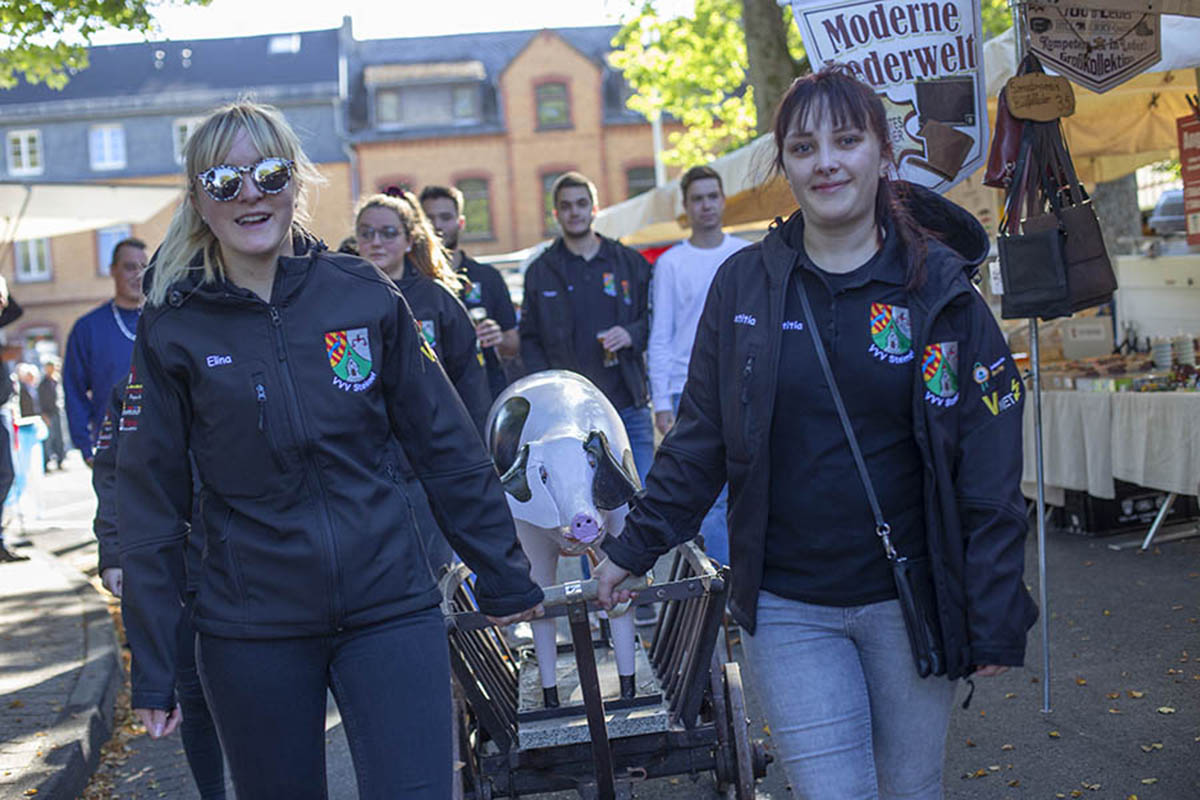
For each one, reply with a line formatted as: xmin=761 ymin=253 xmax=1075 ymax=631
xmin=1 ymin=181 xmax=182 ymax=242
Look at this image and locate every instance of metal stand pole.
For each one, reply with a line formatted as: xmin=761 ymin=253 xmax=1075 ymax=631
xmin=1011 ymin=1 xmax=1052 ymax=715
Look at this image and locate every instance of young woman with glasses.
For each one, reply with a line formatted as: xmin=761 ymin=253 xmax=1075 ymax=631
xmin=118 ymin=100 xmax=543 ymax=800
xmin=352 ymin=191 xmax=491 ymax=435
xmin=596 ymin=66 xmax=1037 ymax=798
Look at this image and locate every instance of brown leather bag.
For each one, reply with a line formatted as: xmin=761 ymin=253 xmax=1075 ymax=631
xmin=984 ymin=87 xmax=1022 ymax=189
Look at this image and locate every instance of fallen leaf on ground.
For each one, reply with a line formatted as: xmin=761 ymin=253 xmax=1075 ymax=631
xmin=1076 ymin=677 xmax=1088 ymax=686
xmin=1141 ymin=778 xmax=1158 ymax=784
xmin=989 ymin=765 xmax=1001 ymax=771
xmin=1107 ymin=692 xmax=1121 ymax=699
xmin=1082 ymin=781 xmax=1101 ymax=790
xmin=1157 ymin=706 xmax=1176 ymax=714
xmin=1008 ymin=779 xmax=1021 ymax=787
xmin=1049 ymin=730 xmax=1062 ymax=738
xmin=966 ymin=738 xmax=976 ymax=747
xmin=1005 ymin=692 xmax=1017 ymax=699
xmin=1001 ymin=743 xmax=1015 ymax=751
xmin=1128 ymin=690 xmax=1145 ymax=698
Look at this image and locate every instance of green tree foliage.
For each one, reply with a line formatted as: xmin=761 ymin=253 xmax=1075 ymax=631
xmin=0 ymin=1 xmax=209 ymax=90
xmin=612 ymin=0 xmax=1013 ymax=166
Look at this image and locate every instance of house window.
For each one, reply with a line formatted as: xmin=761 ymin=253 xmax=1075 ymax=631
xmin=536 ymin=83 xmax=570 ymax=130
xmin=173 ymin=117 xmax=202 ymax=165
xmin=456 ymin=179 xmax=493 ymax=240
xmin=14 ymin=239 xmax=51 ymax=283
xmin=96 ymin=225 xmax=133 ymax=276
xmin=89 ymin=124 xmax=126 ymax=170
xmin=7 ymin=129 xmax=42 ymax=176
xmin=542 ymin=171 xmax=567 ymax=234
xmin=374 ymin=84 xmax=480 ymax=128
xmin=626 ymin=166 xmax=656 ymax=199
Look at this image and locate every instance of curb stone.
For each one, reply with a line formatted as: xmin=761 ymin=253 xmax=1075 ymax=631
xmin=26 ymin=550 xmax=120 ymax=800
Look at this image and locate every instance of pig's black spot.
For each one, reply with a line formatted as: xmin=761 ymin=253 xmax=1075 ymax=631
xmin=490 ymin=396 xmax=530 ymax=475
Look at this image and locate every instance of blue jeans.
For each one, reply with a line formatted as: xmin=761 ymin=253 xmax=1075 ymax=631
xmin=617 ymin=404 xmax=654 ymax=486
xmin=197 ymin=607 xmax=452 ymax=800
xmin=742 ymin=592 xmax=956 ymax=799
xmin=671 ymin=393 xmax=728 ymax=564
xmin=177 ymin=595 xmax=225 ymax=800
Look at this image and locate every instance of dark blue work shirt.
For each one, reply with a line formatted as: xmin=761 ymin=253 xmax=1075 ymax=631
xmin=563 ymin=248 xmax=634 ymax=410
xmin=458 ymin=253 xmax=518 ymax=401
xmin=762 ymin=232 xmax=927 ymax=607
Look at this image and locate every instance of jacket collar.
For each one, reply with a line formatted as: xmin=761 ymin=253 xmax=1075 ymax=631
xmin=165 ymin=228 xmax=327 ymax=307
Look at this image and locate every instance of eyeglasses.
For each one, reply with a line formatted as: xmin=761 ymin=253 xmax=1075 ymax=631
xmin=356 ymin=225 xmax=403 ymax=242
xmin=196 ymin=157 xmax=295 ymax=202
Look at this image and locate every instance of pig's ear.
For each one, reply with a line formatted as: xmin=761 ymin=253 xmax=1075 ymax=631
xmin=584 ymin=430 xmax=642 ymax=510
xmin=489 ymin=396 xmax=530 ymax=475
xmin=498 ymin=443 xmax=532 ymax=502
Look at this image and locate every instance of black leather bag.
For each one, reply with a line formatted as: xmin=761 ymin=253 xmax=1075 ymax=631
xmin=793 ymin=277 xmax=947 ymax=678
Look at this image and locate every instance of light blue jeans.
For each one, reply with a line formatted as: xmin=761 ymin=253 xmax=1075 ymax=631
xmin=742 ymin=591 xmax=957 ymax=800
xmin=670 ymin=393 xmax=728 ymax=564
xmin=617 ymin=404 xmax=654 ymax=486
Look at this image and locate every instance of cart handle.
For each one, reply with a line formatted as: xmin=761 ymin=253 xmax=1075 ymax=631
xmin=540 ymin=573 xmax=651 ymax=611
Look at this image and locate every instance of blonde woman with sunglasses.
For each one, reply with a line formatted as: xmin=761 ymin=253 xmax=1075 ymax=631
xmin=118 ymin=100 xmax=542 ymax=800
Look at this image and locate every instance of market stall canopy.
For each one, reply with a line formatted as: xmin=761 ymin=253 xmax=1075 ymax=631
xmin=597 ymin=16 xmax=1200 ymax=244
xmin=0 ymin=181 xmax=182 ymax=242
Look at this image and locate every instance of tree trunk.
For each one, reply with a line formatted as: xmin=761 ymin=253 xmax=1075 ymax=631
xmin=1091 ymin=172 xmax=1141 ymax=257
xmin=743 ymin=0 xmax=799 ymax=134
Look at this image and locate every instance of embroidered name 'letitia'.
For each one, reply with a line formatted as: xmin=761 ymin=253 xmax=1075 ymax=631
xmin=325 ymin=327 xmax=378 ymax=393
xmin=781 ymin=320 xmax=804 ymax=331
xmin=733 ymin=314 xmax=757 ymax=327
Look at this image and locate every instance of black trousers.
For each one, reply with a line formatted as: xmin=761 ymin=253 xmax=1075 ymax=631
xmin=0 ymin=418 xmax=14 ymax=540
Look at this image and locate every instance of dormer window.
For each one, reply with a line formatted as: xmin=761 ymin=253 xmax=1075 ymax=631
xmin=536 ymin=82 xmax=571 ymax=130
xmin=366 ymin=61 xmax=486 ymax=130
xmin=269 ymin=35 xmax=301 ymax=55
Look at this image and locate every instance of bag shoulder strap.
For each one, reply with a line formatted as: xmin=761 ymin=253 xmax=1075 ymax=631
xmin=792 ymin=272 xmax=898 ymax=560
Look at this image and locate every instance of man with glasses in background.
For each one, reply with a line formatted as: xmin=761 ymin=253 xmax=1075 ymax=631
xmin=64 ymin=237 xmax=146 ymax=466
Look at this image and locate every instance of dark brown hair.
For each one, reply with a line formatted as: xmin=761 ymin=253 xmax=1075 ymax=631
xmin=680 ymin=165 xmax=723 ymax=201
xmin=551 ymin=171 xmax=598 ymax=208
xmin=771 ymin=64 xmax=928 ymax=289
xmin=418 ymin=185 xmax=464 ymax=215
xmin=111 ymin=236 xmax=146 ymax=267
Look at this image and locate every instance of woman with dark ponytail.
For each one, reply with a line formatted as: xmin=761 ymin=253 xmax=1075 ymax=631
xmin=596 ymin=65 xmax=1036 ymax=798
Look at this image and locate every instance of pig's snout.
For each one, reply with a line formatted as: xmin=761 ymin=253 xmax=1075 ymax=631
xmin=570 ymin=513 xmax=601 ymax=543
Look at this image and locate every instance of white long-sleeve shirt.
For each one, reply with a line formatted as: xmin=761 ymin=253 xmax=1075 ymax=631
xmin=648 ymin=234 xmax=749 ymax=410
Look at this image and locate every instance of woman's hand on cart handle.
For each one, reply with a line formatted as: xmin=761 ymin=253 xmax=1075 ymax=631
xmin=973 ymin=665 xmax=1009 ymax=678
xmin=487 ymin=602 xmax=545 ymax=627
xmin=594 ymin=558 xmax=636 ymax=611
xmin=135 ymin=705 xmax=182 ymax=739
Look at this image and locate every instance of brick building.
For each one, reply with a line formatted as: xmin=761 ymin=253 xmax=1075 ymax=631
xmin=0 ymin=19 xmax=671 ymax=356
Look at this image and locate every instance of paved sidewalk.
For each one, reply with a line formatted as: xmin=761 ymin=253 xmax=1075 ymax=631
xmin=0 ymin=545 xmax=119 ymax=799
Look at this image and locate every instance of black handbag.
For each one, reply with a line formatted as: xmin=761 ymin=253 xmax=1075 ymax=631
xmin=793 ymin=276 xmax=947 ymax=678
xmin=998 ymin=123 xmax=1072 ymax=321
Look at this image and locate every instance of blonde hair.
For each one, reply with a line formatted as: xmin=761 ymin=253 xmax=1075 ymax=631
xmin=353 ymin=191 xmax=466 ymax=292
xmin=148 ymin=100 xmax=325 ymax=306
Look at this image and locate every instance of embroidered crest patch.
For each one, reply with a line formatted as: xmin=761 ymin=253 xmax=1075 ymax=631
xmin=602 ymin=272 xmax=617 ymax=297
xmin=418 ymin=320 xmax=437 ymax=351
xmin=868 ymin=303 xmax=913 ymax=364
xmin=922 ymin=341 xmax=959 ymax=406
xmin=621 ymin=279 xmax=631 ymax=305
xmin=464 ymin=281 xmax=483 ymax=305
xmin=325 ymin=327 xmax=378 ymax=392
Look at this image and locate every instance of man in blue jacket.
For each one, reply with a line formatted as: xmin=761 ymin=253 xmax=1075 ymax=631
xmin=63 ymin=237 xmax=146 ymax=465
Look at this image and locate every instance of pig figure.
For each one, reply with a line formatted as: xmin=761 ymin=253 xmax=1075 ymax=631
xmin=486 ymin=370 xmax=643 ymax=708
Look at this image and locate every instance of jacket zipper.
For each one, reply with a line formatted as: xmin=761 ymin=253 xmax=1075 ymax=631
xmin=385 ymin=463 xmax=441 ymax=584
xmin=252 ymin=372 xmax=287 ymax=471
xmin=740 ymin=354 xmax=756 ymax=451
xmin=753 ymin=267 xmax=791 ymax=457
xmin=268 ymin=304 xmax=346 ymax=629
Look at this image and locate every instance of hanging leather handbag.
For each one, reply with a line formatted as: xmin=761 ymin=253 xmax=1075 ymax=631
xmin=1036 ymin=124 xmax=1118 ymax=313
xmin=997 ymin=123 xmax=1072 ymax=321
xmin=984 ymin=87 xmax=1022 ymax=189
xmin=793 ymin=276 xmax=946 ymax=678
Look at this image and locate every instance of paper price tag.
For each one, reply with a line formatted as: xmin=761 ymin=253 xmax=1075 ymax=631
xmin=989 ymin=260 xmax=1004 ymax=296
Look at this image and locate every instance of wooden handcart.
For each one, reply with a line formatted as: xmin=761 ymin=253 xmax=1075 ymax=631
xmin=440 ymin=541 xmax=771 ymax=799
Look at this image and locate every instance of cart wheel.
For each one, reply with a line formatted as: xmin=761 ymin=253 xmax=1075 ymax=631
xmin=710 ymin=650 xmax=734 ymax=791
xmin=723 ymin=662 xmax=755 ymax=800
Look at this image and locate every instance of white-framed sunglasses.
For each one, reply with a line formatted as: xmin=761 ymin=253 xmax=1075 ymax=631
xmin=196 ymin=157 xmax=294 ymax=202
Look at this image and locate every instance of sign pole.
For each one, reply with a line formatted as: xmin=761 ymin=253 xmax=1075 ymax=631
xmin=1012 ymin=1 xmax=1054 ymax=716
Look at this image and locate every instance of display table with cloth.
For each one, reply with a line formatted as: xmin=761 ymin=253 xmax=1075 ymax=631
xmin=1021 ymin=390 xmax=1200 ymax=547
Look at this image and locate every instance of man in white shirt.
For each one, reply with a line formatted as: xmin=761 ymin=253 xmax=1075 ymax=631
xmin=648 ymin=165 xmax=747 ymax=565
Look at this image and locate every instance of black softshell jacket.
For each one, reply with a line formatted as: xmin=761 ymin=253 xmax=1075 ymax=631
xmin=117 ymin=245 xmax=542 ymax=710
xmin=519 ymin=236 xmax=652 ymax=405
xmin=603 ymin=185 xmax=1038 ymax=680
xmin=393 ymin=263 xmax=490 ymax=436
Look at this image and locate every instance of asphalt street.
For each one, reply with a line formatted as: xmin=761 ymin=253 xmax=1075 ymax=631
xmin=18 ymin=459 xmax=1200 ymax=799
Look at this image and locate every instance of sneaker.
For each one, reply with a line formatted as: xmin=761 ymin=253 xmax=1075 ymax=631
xmin=0 ymin=545 xmax=30 ymax=563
